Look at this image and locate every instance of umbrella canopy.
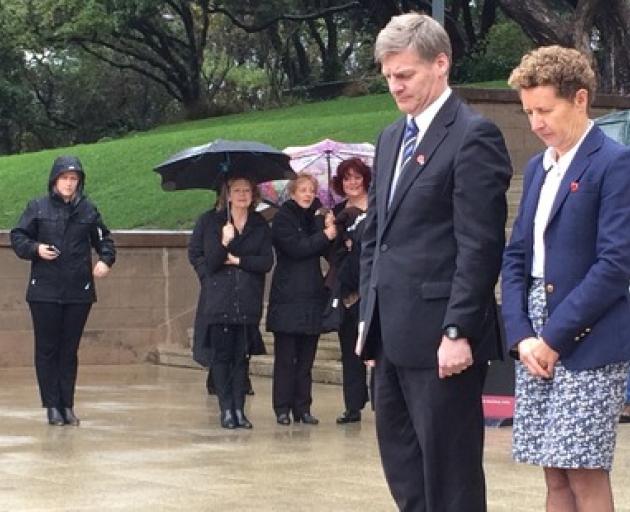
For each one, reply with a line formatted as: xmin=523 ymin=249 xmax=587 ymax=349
xmin=259 ymin=138 xmax=375 ymax=208
xmin=154 ymin=139 xmax=297 ymax=191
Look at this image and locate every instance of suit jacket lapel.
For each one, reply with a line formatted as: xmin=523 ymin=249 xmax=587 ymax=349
xmin=377 ymin=120 xmax=405 ymax=232
xmin=385 ymin=94 xmax=459 ymax=224
xmin=522 ymin=163 xmax=546 ymax=254
xmin=547 ymin=126 xmax=603 ymax=226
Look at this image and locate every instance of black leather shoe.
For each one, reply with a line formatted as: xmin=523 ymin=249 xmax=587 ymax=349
xmin=46 ymin=407 xmax=64 ymax=426
xmin=234 ymin=409 xmax=253 ymax=429
xmin=63 ymin=408 xmax=81 ymax=426
xmin=336 ymin=410 xmax=361 ymax=424
xmin=221 ymin=410 xmax=236 ymax=429
xmin=295 ymin=412 xmax=319 ymax=425
xmin=276 ymin=413 xmax=291 ymax=426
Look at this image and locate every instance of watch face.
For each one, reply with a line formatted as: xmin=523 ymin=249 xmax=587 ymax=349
xmin=446 ymin=326 xmax=459 ymax=340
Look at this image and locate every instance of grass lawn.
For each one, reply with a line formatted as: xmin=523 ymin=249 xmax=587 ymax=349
xmin=0 ymin=93 xmax=400 ymax=229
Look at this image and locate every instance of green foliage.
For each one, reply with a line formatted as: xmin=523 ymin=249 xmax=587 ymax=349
xmin=455 ymin=21 xmax=533 ymax=84
xmin=0 ymin=93 xmax=399 ymax=230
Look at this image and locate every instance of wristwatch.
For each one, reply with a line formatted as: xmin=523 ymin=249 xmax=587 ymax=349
xmin=444 ymin=325 xmax=461 ymax=341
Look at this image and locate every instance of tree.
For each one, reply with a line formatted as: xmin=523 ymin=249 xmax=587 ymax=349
xmin=15 ymin=0 xmax=229 ymax=119
xmin=497 ymin=0 xmax=630 ymax=94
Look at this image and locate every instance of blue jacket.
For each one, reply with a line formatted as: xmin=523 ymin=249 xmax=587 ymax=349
xmin=501 ymin=126 xmax=630 ymax=370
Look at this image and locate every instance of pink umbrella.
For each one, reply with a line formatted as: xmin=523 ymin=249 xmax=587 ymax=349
xmin=259 ymin=138 xmax=375 ymax=209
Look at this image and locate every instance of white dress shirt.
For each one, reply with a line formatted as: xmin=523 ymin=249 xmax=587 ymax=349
xmin=388 ymin=87 xmax=452 ymax=205
xmin=531 ymin=120 xmax=594 ymax=278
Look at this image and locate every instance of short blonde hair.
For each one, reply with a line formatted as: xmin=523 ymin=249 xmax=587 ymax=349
xmin=508 ymin=45 xmax=597 ymax=105
xmin=286 ymin=172 xmax=318 ymax=196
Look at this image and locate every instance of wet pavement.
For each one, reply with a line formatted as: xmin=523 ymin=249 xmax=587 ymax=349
xmin=1 ymin=364 xmax=630 ymax=511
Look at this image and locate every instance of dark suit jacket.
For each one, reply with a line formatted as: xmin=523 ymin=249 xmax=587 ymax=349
xmin=357 ymin=93 xmax=512 ymax=368
xmin=501 ymin=126 xmax=630 ymax=370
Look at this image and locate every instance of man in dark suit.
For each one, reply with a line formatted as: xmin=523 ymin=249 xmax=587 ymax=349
xmin=356 ymin=13 xmax=512 ymax=512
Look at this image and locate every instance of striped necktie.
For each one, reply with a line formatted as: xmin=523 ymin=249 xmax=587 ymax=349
xmin=388 ymin=118 xmax=419 ymax=207
xmin=401 ymin=117 xmax=419 ymax=169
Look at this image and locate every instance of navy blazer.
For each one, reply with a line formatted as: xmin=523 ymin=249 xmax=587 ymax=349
xmin=358 ymin=93 xmax=512 ymax=368
xmin=501 ymin=125 xmax=630 ymax=370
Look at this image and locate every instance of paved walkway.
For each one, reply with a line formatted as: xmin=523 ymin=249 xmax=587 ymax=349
xmin=1 ymin=364 xmax=630 ymax=511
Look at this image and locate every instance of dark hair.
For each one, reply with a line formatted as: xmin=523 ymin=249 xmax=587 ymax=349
xmin=332 ymin=158 xmax=371 ymax=197
xmin=215 ymin=176 xmax=261 ymax=212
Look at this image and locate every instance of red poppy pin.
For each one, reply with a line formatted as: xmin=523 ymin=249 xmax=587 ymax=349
xmin=570 ymin=181 xmax=579 ymax=192
xmin=416 ymin=154 xmax=425 ymax=166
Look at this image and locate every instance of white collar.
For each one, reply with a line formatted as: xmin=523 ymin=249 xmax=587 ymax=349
xmin=407 ymin=87 xmax=452 ymax=134
xmin=542 ymin=120 xmax=594 ymax=172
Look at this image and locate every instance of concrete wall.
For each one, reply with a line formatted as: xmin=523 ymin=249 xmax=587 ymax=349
xmin=0 ymin=231 xmax=198 ymax=367
xmin=1 ymin=89 xmax=629 ymax=367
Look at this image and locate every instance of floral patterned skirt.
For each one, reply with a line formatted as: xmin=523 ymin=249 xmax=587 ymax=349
xmin=512 ymin=278 xmax=629 ymax=470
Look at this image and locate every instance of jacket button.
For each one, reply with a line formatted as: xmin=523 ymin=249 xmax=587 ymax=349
xmin=545 ymin=283 xmax=554 ymax=294
xmin=380 ymin=243 xmax=389 ymax=252
xmin=585 ymin=327 xmax=591 ymax=333
xmin=574 ymin=336 xmax=581 ymax=341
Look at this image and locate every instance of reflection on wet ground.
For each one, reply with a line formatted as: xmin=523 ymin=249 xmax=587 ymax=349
xmin=1 ymin=364 xmax=630 ymax=511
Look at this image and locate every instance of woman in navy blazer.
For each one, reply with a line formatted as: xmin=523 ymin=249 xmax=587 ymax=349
xmin=502 ymin=46 xmax=630 ymax=511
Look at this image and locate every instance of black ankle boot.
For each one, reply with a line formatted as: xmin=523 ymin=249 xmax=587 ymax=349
xmin=234 ymin=409 xmax=253 ymax=429
xmin=336 ymin=410 xmax=361 ymax=424
xmin=221 ymin=410 xmax=236 ymax=429
xmin=294 ymin=412 xmax=319 ymax=425
xmin=63 ymin=408 xmax=80 ymax=426
xmin=276 ymin=413 xmax=291 ymax=426
xmin=46 ymin=407 xmax=64 ymax=426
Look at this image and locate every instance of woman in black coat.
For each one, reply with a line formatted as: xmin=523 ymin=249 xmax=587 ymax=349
xmin=10 ymin=155 xmax=116 ymax=427
xmin=189 ymin=175 xmax=273 ymax=429
xmin=329 ymin=158 xmax=371 ymax=424
xmin=266 ymin=173 xmax=337 ymax=425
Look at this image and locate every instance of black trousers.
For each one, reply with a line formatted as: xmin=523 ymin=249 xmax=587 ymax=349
xmin=29 ymin=301 xmax=92 ymax=408
xmin=374 ymin=351 xmax=488 ymax=512
xmin=338 ymin=304 xmax=368 ymax=412
xmin=210 ymin=325 xmax=248 ymax=412
xmin=272 ymin=332 xmax=318 ymax=417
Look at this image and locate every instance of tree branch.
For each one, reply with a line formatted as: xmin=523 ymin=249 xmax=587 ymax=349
xmin=208 ymin=1 xmax=361 ymax=33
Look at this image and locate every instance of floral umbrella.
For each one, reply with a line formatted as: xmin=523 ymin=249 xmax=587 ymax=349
xmin=259 ymin=138 xmax=375 ymax=209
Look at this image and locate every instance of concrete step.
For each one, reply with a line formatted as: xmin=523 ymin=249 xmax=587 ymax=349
xmin=184 ymin=328 xmax=342 ymax=361
xmin=261 ymin=333 xmax=341 ymax=361
xmin=156 ymin=344 xmax=343 ymax=385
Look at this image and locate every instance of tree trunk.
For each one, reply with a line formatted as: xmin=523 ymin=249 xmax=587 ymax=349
xmin=181 ymin=94 xmax=210 ymax=120
xmin=594 ymin=0 xmax=630 ymax=93
xmin=497 ymin=0 xmax=630 ymax=95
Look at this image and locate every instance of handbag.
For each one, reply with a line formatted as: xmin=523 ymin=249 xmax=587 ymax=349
xmin=321 ymin=288 xmax=344 ymax=333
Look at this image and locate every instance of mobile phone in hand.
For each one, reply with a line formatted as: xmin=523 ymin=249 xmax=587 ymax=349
xmin=48 ymin=245 xmax=61 ymax=256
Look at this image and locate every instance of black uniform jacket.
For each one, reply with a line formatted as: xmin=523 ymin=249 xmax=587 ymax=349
xmin=266 ymin=199 xmax=331 ymax=336
xmin=11 ymin=193 xmax=115 ymax=304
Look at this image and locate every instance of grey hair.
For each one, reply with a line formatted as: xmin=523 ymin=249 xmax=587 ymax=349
xmin=374 ymin=13 xmax=452 ymax=66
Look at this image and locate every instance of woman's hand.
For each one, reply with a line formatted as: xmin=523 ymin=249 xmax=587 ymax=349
xmin=518 ymin=337 xmax=556 ymax=379
xmin=323 ymin=223 xmax=337 ymax=240
xmin=324 ymin=211 xmax=335 ymax=228
xmin=93 ymin=261 xmax=111 ymax=278
xmin=222 ymin=223 xmax=235 ymax=246
xmin=225 ymin=253 xmax=240 ymax=266
xmin=531 ymin=337 xmax=559 ymax=375
xmin=38 ymin=244 xmax=60 ymax=261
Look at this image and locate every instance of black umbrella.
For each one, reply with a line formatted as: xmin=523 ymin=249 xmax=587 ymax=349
xmin=153 ymin=139 xmax=297 ymax=191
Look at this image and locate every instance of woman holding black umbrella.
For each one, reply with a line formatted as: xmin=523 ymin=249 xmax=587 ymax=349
xmin=189 ymin=174 xmax=273 ymax=429
xmin=266 ymin=173 xmax=337 ymax=425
